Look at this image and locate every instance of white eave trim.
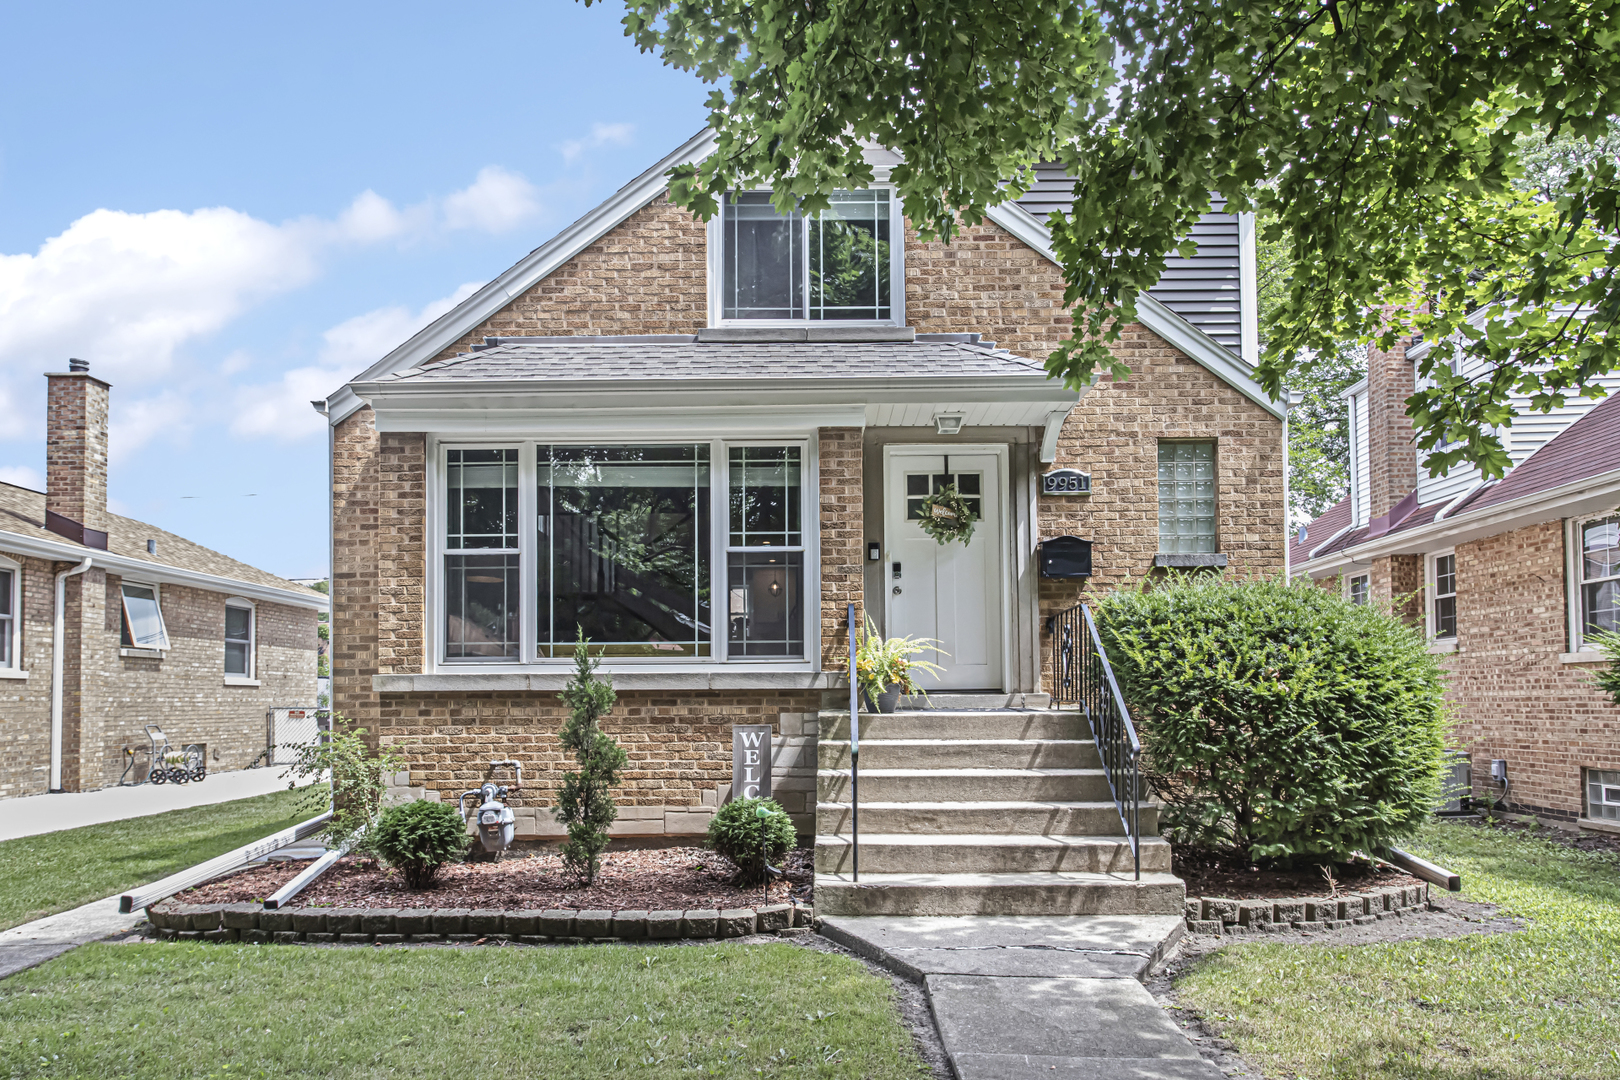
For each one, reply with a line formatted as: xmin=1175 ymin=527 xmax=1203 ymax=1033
xmin=0 ymin=529 xmax=329 ymax=611
xmin=982 ymin=202 xmax=1285 ymax=419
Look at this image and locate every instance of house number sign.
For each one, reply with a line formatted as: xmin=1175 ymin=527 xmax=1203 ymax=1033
xmin=1041 ymin=468 xmax=1092 ymax=495
xmin=732 ymin=725 xmax=772 ymax=800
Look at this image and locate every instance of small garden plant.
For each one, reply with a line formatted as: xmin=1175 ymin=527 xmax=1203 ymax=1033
xmin=1094 ymin=575 xmax=1449 ymax=863
xmin=705 ymin=797 xmax=797 ymax=886
xmin=553 ymin=631 xmax=627 ymax=885
xmin=371 ymin=799 xmax=468 ymax=888
xmin=854 ymin=615 xmax=945 ymax=707
xmin=283 ymin=719 xmax=405 ymax=856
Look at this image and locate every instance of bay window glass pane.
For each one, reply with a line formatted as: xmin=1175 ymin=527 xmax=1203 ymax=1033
xmin=1157 ymin=442 xmax=1216 ymax=554
xmin=539 ymin=445 xmax=711 ymax=658
xmin=0 ymin=569 xmax=11 ymax=667
xmin=447 ymin=449 xmax=518 ymax=548
xmin=809 ymin=190 xmax=891 ymax=321
xmin=446 ymin=554 xmax=520 ymax=659
xmin=723 ymin=193 xmax=803 ymax=320
xmin=729 ymin=447 xmax=802 ymax=546
xmin=728 ymin=552 xmax=803 ymax=657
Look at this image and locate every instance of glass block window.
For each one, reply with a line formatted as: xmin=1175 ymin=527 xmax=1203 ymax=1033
xmin=445 ymin=448 xmax=520 ymax=660
xmin=1581 ymin=515 xmax=1620 ymax=640
xmin=905 ymin=471 xmax=982 ymax=520
xmin=721 ymin=189 xmax=894 ymax=321
xmin=727 ymin=447 xmax=804 ymax=657
xmin=1157 ymin=442 xmax=1216 ymax=554
xmin=1587 ymin=768 xmax=1620 ymax=821
xmin=1432 ymin=553 xmax=1457 ymax=639
xmin=1349 ymin=574 xmax=1369 ymax=606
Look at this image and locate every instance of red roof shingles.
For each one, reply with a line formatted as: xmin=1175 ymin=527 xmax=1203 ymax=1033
xmin=1450 ymin=391 xmax=1620 ymax=516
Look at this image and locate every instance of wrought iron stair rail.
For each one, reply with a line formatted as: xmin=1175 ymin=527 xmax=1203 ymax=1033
xmin=1046 ymin=602 xmax=1141 ymax=880
xmin=847 ymin=602 xmax=860 ymax=881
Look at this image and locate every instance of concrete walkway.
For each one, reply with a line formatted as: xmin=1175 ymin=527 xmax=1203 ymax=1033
xmin=0 ymin=896 xmax=145 ymax=980
xmin=820 ymin=914 xmax=1223 ymax=1079
xmin=0 ymin=767 xmax=312 ymax=843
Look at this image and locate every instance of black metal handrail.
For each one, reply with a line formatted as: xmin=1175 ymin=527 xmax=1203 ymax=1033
xmin=1047 ymin=602 xmax=1141 ymax=880
xmin=847 ymin=602 xmax=860 ymax=881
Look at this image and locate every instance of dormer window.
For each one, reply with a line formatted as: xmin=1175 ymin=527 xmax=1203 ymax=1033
xmin=717 ymin=190 xmax=900 ymax=323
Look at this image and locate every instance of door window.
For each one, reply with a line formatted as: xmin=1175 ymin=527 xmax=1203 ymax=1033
xmin=905 ymin=472 xmax=983 ymax=521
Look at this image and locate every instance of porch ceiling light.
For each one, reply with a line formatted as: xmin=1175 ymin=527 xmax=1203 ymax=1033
xmin=934 ymin=412 xmax=965 ymax=435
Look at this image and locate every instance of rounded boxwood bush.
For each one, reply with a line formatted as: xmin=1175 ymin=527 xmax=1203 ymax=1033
xmin=1092 ymin=575 xmax=1448 ymax=863
xmin=705 ymin=797 xmax=797 ymax=886
xmin=372 ymin=799 xmax=469 ymax=888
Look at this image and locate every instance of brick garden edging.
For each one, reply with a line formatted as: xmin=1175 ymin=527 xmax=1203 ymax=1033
xmin=1184 ymin=882 xmax=1431 ymax=936
xmin=145 ymin=901 xmax=814 ymax=944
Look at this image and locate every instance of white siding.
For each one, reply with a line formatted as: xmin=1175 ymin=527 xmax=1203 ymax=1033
xmin=1350 ymin=388 xmax=1370 ymax=526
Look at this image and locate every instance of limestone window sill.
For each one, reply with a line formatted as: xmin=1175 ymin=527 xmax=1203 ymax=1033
xmin=372 ymin=671 xmax=845 ymax=693
xmin=1578 ymin=816 xmax=1620 ymax=835
xmin=1559 ymin=651 xmax=1608 ymax=665
xmin=223 ymin=677 xmax=262 ymax=687
xmin=120 ymin=648 xmax=164 ymax=659
xmin=1428 ymin=640 xmax=1458 ymax=655
xmin=1153 ymin=553 xmax=1228 ymax=569
xmin=0 ymin=668 xmax=28 ymax=680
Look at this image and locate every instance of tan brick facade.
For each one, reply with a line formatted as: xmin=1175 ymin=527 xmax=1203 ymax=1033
xmin=332 ymin=191 xmax=1287 ymax=835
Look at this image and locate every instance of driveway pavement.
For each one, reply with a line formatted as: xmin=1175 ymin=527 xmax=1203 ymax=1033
xmin=0 ymin=767 xmax=313 ymax=843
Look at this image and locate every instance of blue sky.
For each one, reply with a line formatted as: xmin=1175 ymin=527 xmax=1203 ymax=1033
xmin=0 ymin=0 xmax=710 ymax=580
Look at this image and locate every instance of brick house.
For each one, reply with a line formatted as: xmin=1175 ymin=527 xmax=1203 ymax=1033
xmin=0 ymin=361 xmax=327 ymax=798
xmin=320 ymin=132 xmax=1286 ymax=846
xmin=1292 ymin=324 xmax=1620 ymax=833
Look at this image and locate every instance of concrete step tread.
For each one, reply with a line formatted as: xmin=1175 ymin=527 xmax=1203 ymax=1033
xmin=817 ymin=767 xmax=1105 ymax=778
xmin=815 ymin=833 xmax=1167 ymax=848
xmin=820 ymin=738 xmax=1095 ymax=747
xmin=816 ymin=870 xmax=1182 ymax=886
xmin=815 ymin=799 xmax=1136 ymax=810
xmin=818 ymin=709 xmax=1065 ymax=719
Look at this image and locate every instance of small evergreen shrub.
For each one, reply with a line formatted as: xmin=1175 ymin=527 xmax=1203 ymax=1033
xmin=705 ymin=797 xmax=797 ymax=886
xmin=372 ymin=799 xmax=468 ymax=888
xmin=1092 ymin=575 xmax=1449 ymax=863
xmin=553 ymin=631 xmax=627 ymax=885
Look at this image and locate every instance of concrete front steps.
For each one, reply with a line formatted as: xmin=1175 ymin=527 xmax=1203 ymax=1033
xmin=814 ymin=707 xmax=1181 ymax=918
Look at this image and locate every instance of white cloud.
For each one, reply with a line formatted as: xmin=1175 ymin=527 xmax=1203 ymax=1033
xmin=0 ymin=464 xmax=43 ymax=491
xmin=335 ymin=189 xmax=414 ymax=244
xmin=112 ymin=391 xmax=194 ymax=461
xmin=560 ymin=122 xmax=635 ymax=164
xmin=442 ymin=167 xmax=542 ymax=234
xmin=230 ymin=282 xmax=482 ymax=442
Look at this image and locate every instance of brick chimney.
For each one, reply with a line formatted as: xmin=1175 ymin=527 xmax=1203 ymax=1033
xmin=44 ymin=359 xmax=111 ymax=549
xmin=1365 ymin=319 xmax=1419 ymax=521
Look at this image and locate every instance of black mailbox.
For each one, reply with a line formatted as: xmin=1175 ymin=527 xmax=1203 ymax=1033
xmin=1039 ymin=535 xmax=1092 ymax=579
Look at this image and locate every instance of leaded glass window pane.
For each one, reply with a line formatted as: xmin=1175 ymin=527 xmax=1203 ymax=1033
xmin=1156 ymin=442 xmax=1216 ymax=554
xmin=729 ymin=447 xmax=802 ymax=546
xmin=445 ymin=448 xmax=520 ymax=661
xmin=446 ymin=449 xmax=518 ymax=548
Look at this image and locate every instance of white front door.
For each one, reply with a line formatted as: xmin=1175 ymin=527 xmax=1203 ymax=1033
xmin=884 ymin=447 xmax=1004 ymax=691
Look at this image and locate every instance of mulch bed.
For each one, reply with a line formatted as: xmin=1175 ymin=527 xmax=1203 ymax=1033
xmin=1173 ymin=847 xmax=1421 ymax=901
xmin=178 ymin=846 xmax=813 ymax=911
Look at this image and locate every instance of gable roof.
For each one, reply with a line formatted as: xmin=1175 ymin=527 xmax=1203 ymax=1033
xmin=0 ymin=480 xmax=327 ymax=609
xmin=1449 ymin=392 xmax=1620 ymax=516
xmin=324 ymin=131 xmax=1282 ymax=424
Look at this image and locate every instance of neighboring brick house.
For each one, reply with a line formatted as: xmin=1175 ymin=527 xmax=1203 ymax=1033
xmin=1292 ymin=323 xmax=1620 ymax=832
xmin=318 ymin=132 xmax=1288 ymax=841
xmin=0 ymin=361 xmax=327 ymax=798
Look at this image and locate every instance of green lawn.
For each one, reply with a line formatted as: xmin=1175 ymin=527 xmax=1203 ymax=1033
xmin=0 ymin=941 xmax=928 ymax=1079
xmin=0 ymin=787 xmax=312 ymax=931
xmin=1177 ymin=820 xmax=1620 ymax=1079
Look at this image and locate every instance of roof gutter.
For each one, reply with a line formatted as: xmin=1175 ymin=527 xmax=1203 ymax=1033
xmin=50 ymin=556 xmax=93 ymax=792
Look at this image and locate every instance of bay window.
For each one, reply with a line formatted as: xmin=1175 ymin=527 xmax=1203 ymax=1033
xmin=718 ymin=189 xmax=899 ymax=322
xmin=438 ymin=441 xmax=811 ymax=666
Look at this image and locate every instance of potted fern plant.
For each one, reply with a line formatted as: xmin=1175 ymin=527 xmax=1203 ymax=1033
xmin=855 ymin=616 xmax=946 ymax=712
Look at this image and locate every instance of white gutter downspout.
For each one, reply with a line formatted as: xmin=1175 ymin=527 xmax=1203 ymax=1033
xmin=50 ymin=556 xmax=93 ymax=793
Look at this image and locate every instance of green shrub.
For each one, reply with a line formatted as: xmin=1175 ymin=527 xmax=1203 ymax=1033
xmin=1092 ymin=575 xmax=1449 ymax=863
xmin=282 ymin=719 xmax=404 ymax=855
xmin=553 ymin=631 xmax=627 ymax=885
xmin=705 ymin=797 xmax=797 ymax=886
xmin=372 ymin=800 xmax=468 ymax=888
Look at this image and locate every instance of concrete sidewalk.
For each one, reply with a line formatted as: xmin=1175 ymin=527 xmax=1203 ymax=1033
xmin=0 ymin=768 xmax=315 ymax=843
xmin=0 ymin=895 xmax=145 ymax=980
xmin=821 ymin=914 xmax=1224 ymax=1080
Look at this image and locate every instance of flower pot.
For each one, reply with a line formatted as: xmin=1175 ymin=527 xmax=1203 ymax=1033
xmin=875 ymin=683 xmax=903 ymax=714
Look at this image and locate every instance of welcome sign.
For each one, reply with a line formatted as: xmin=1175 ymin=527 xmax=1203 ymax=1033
xmin=732 ymin=725 xmax=773 ymax=800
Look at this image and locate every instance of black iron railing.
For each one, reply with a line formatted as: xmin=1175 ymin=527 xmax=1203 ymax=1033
xmin=846 ymin=602 xmax=860 ymax=881
xmin=1047 ymin=602 xmax=1141 ymax=880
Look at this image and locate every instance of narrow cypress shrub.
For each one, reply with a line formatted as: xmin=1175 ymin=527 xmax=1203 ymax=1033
xmin=1093 ymin=576 xmax=1449 ymax=863
xmin=553 ymin=631 xmax=627 ymax=885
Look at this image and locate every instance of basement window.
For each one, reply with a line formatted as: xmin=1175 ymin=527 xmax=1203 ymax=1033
xmin=717 ymin=189 xmax=899 ymax=322
xmin=1588 ymin=768 xmax=1620 ymax=822
xmin=120 ymin=582 xmax=170 ymax=651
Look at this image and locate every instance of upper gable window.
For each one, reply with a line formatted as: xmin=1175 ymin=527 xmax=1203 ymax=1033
xmin=719 ymin=190 xmax=897 ymax=322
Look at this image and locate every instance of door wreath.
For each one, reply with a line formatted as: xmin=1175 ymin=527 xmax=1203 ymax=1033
xmin=916 ymin=484 xmax=977 ymax=545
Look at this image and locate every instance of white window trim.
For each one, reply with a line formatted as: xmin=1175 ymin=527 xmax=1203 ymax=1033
xmin=119 ymin=579 xmax=170 ymax=653
xmin=224 ymin=596 xmax=256 ymax=683
xmin=705 ymin=187 xmax=907 ymax=328
xmin=426 ymin=435 xmax=820 ymax=674
xmin=1343 ymin=572 xmax=1370 ymax=606
xmin=1426 ymin=549 xmax=1457 ymax=642
xmin=1565 ymin=513 xmax=1620 ymax=655
xmin=0 ymin=553 xmax=23 ymax=678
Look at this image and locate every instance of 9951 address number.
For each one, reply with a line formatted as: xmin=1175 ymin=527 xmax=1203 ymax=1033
xmin=1041 ymin=469 xmax=1091 ymax=495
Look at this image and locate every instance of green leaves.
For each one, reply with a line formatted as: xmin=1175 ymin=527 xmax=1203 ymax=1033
xmin=704 ymin=797 xmax=796 ymax=887
xmin=372 ymin=800 xmax=469 ymax=889
xmin=597 ymin=0 xmax=1620 ymax=473
xmin=554 ymin=630 xmax=628 ymax=885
